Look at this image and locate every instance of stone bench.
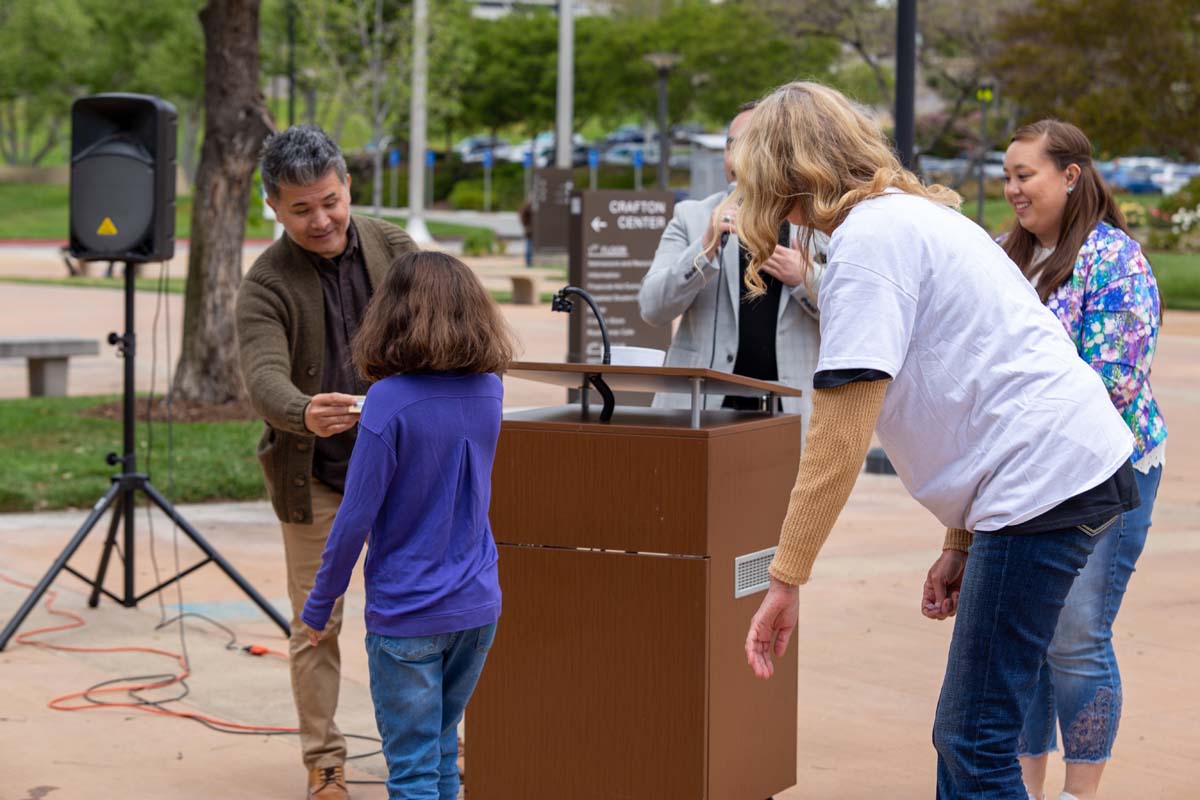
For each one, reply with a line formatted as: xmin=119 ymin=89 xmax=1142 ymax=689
xmin=496 ymin=268 xmax=563 ymax=305
xmin=0 ymin=337 xmax=101 ymax=396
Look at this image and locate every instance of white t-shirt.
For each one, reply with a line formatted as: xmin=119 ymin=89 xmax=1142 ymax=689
xmin=818 ymin=192 xmax=1133 ymax=531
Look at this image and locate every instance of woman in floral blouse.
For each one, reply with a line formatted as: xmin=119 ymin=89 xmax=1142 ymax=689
xmin=1001 ymin=119 xmax=1167 ymax=800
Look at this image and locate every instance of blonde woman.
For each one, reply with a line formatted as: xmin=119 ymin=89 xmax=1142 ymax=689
xmin=733 ymin=82 xmax=1137 ymax=799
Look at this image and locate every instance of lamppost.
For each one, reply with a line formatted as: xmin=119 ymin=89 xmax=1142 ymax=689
xmin=644 ymin=52 xmax=680 ymax=191
xmin=976 ymin=81 xmax=995 ymax=226
xmin=287 ymin=0 xmax=296 ymax=127
xmin=894 ymin=0 xmax=916 ymax=170
xmin=372 ymin=134 xmax=391 ymax=218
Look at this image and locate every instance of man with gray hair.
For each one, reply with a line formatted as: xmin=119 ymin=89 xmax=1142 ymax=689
xmin=236 ymin=124 xmax=415 ymax=800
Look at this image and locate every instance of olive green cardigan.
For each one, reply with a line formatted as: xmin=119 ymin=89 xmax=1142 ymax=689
xmin=235 ymin=215 xmax=416 ymax=524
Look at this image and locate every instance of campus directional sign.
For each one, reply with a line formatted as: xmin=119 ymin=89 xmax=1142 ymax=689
xmin=567 ymin=189 xmax=674 ymax=369
xmin=532 ymin=168 xmax=574 ymax=258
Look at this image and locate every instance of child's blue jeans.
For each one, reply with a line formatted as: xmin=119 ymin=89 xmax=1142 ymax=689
xmin=365 ymin=622 xmax=497 ymax=799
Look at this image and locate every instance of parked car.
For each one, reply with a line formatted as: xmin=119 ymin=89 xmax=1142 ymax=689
xmin=1152 ymin=163 xmax=1200 ymax=195
xmin=602 ymin=143 xmax=658 ymax=166
xmin=919 ymin=156 xmax=970 ymax=181
xmin=498 ymin=131 xmax=587 ymax=168
xmin=602 ymin=124 xmax=645 ymax=147
xmin=600 ymin=143 xmax=691 ymax=170
xmin=1108 ymin=165 xmax=1162 ymax=195
xmin=982 ymin=150 xmax=1007 ymax=180
xmin=670 ymin=122 xmax=707 ymax=142
xmin=454 ymin=135 xmax=507 ymax=162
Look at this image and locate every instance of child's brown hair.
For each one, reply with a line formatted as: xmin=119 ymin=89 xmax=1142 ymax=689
xmin=352 ymin=251 xmax=517 ymax=382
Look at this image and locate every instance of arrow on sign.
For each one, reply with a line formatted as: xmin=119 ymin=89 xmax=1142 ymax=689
xmin=590 ymin=217 xmax=608 ymax=233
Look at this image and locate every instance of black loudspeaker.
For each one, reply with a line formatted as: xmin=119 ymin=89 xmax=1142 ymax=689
xmin=69 ymin=93 xmax=177 ymax=263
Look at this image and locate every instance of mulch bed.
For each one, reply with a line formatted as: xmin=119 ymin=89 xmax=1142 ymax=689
xmin=82 ymin=396 xmax=260 ymax=424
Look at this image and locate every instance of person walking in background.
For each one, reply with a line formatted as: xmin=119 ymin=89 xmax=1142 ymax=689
xmin=236 ymin=125 xmax=416 ymax=800
xmin=300 ymin=251 xmax=516 ymax=800
xmin=518 ymin=196 xmax=534 ymax=267
xmin=638 ymin=100 xmax=824 ymax=430
xmin=985 ymin=119 xmax=1163 ymax=800
xmin=732 ymin=82 xmax=1139 ymax=800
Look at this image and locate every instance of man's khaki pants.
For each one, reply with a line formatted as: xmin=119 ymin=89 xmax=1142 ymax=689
xmin=280 ymin=479 xmax=346 ymax=770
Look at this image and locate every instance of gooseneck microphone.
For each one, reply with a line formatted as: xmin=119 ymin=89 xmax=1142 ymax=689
xmin=552 ymin=285 xmax=616 ymax=422
xmin=552 ymin=285 xmax=611 ymax=364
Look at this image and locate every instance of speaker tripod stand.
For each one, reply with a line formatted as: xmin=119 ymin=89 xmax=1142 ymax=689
xmin=0 ymin=261 xmax=290 ymax=650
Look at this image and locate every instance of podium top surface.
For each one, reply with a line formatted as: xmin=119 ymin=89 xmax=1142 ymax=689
xmin=502 ymin=404 xmax=801 ymax=437
xmin=506 ymin=361 xmax=803 ymax=399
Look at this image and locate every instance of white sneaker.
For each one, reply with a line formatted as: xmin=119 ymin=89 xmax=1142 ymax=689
xmin=1026 ymin=792 xmax=1043 ymax=800
xmin=1060 ymin=794 xmax=1080 ymax=800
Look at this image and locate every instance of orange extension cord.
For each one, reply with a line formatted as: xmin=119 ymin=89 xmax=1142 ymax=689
xmin=0 ymin=573 xmax=296 ymax=733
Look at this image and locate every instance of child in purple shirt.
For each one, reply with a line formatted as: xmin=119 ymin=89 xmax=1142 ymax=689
xmin=301 ymin=250 xmax=516 ymax=799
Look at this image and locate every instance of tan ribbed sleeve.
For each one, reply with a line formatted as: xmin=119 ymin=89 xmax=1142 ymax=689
xmin=769 ymin=380 xmax=890 ymax=586
xmin=943 ymin=528 xmax=973 ymax=552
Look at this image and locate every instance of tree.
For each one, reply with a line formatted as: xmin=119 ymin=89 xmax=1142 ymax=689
xmin=426 ymin=0 xmax=479 ymax=148
xmin=0 ymin=0 xmax=92 ymax=165
xmin=914 ymin=0 xmax=1023 ymax=167
xmin=759 ymin=0 xmax=896 ymax=106
xmin=0 ymin=0 xmax=208 ymax=169
xmin=295 ymin=0 xmax=410 ymax=145
xmin=81 ymin=0 xmax=207 ymax=184
xmin=990 ymin=0 xmax=1200 ymax=160
xmin=758 ymin=0 xmax=1032 ymax=173
xmin=461 ymin=10 xmax=558 ymax=140
xmin=654 ymin=2 xmax=839 ymax=124
xmin=172 ymin=0 xmax=274 ymax=405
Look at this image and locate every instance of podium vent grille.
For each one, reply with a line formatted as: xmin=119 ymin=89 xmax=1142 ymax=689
xmin=734 ymin=547 xmax=776 ymax=598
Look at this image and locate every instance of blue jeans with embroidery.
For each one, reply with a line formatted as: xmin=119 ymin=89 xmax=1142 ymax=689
xmin=1017 ymin=465 xmax=1161 ymax=763
xmin=365 ymin=623 xmax=497 ymax=799
xmin=933 ymin=524 xmax=1104 ymax=799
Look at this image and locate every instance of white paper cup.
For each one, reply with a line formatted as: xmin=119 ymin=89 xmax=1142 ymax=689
xmin=609 ymin=345 xmax=666 ymax=367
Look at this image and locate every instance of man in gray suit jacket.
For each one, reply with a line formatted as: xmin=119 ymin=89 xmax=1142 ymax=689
xmin=638 ymin=102 xmax=823 ymax=435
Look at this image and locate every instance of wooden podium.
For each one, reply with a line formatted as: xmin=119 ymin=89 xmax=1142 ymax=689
xmin=468 ymin=363 xmax=803 ymax=800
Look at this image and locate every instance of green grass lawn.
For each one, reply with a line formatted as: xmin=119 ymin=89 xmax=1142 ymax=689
xmin=1149 ymin=252 xmax=1200 ymax=311
xmin=0 ymin=274 xmax=188 ymax=293
xmin=0 ymin=395 xmax=266 ymax=513
xmin=0 ymin=182 xmax=494 ymax=241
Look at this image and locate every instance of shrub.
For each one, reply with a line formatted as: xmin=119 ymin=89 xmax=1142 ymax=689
xmin=1157 ymin=176 xmax=1200 ymax=219
xmin=461 ymin=227 xmax=504 ymax=256
xmin=448 ymin=173 xmax=526 ymax=211
xmin=1119 ymin=200 xmax=1148 ymax=229
xmin=1145 ymin=177 xmax=1200 ymax=251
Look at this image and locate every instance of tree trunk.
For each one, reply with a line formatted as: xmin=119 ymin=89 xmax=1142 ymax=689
xmin=173 ymin=0 xmax=274 ymax=405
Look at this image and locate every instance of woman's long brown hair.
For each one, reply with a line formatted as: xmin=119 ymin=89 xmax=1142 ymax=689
xmin=352 ymin=251 xmax=517 ymax=382
xmin=1003 ymin=120 xmax=1129 ymax=301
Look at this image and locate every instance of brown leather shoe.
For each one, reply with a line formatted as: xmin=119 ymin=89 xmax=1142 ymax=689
xmin=307 ymin=765 xmax=349 ymax=800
